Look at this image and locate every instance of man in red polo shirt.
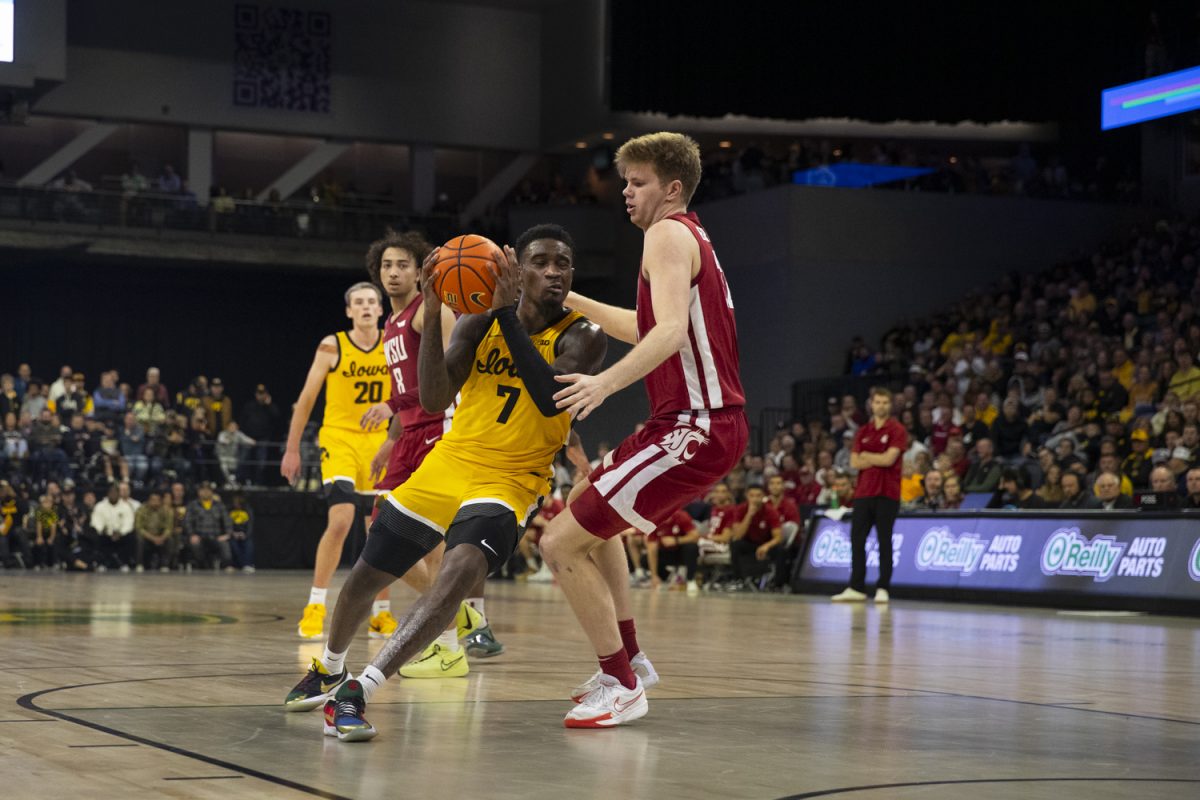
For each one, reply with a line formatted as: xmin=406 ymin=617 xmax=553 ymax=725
xmin=765 ymin=474 xmax=801 ymax=589
xmin=832 ymin=387 xmax=906 ymax=604
xmin=729 ymin=484 xmax=782 ymax=589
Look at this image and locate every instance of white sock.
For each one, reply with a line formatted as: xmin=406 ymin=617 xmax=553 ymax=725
xmin=359 ymin=664 xmax=387 ymax=701
xmin=309 ymin=587 xmax=327 ymax=606
xmin=322 ymin=646 xmax=348 ymax=675
xmin=437 ymin=628 xmax=461 ymax=652
xmin=372 ymin=600 xmax=390 ymax=616
xmin=466 ymin=597 xmax=486 ymax=624
xmin=526 ymin=557 xmax=539 ymax=570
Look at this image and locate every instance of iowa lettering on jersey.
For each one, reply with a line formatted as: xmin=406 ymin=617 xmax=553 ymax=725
xmin=476 ymin=348 xmax=519 ymax=379
xmin=341 ymin=360 xmax=389 ymax=378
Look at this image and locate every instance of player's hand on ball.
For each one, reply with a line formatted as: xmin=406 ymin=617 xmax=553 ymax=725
xmin=420 ymin=247 xmax=443 ymax=306
xmin=490 ymin=245 xmax=521 ymax=309
xmin=360 ymin=402 xmax=393 ymax=431
xmin=554 ymin=372 xmax=612 ymax=421
xmin=280 ymin=449 xmax=301 ymax=484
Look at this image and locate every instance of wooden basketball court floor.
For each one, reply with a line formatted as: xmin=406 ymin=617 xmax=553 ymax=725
xmin=2 ymin=571 xmax=1198 ymax=799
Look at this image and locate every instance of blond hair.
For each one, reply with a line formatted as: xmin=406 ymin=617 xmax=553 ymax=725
xmin=615 ymin=132 xmax=702 ymax=205
xmin=344 ymin=281 xmax=382 ymax=306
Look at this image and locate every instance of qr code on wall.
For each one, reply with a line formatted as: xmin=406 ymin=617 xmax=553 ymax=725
xmin=234 ymin=4 xmax=331 ymax=113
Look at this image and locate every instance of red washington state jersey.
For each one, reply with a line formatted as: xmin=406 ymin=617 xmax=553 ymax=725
xmin=636 ymin=212 xmax=745 ymax=418
xmin=383 ymin=293 xmax=454 ymax=430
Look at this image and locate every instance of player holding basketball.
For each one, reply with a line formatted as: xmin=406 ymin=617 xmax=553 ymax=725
xmin=305 ymin=224 xmax=605 ymax=741
xmin=541 ymin=132 xmax=747 ymax=728
xmin=282 ymin=283 xmax=397 ymax=640
xmin=358 ymin=231 xmax=505 ymax=667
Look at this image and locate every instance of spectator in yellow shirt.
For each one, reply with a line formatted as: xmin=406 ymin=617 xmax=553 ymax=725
xmin=1167 ymin=351 xmax=1200 ymax=402
xmin=1069 ymin=280 xmax=1097 ymax=317
xmin=939 ymin=320 xmax=978 ymax=356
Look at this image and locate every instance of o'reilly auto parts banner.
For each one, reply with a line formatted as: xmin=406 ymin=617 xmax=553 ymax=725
xmin=800 ymin=513 xmax=1200 ymax=600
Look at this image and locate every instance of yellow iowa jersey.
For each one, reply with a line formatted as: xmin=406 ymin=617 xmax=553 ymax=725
xmin=322 ymin=330 xmax=391 ymax=431
xmin=438 ymin=310 xmax=583 ymax=478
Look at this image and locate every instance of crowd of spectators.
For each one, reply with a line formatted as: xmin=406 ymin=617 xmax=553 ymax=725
xmin=0 ymin=363 xmax=288 ymax=572
xmin=830 ymin=216 xmax=1200 ymax=517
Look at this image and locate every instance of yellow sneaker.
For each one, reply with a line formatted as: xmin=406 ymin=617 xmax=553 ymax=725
xmin=455 ymin=601 xmax=484 ymax=639
xmin=368 ymin=611 xmax=397 ymax=639
xmin=398 ymin=643 xmax=469 ymax=678
xmin=297 ymin=603 xmax=326 ymax=639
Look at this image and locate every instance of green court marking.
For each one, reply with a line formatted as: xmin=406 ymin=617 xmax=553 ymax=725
xmin=0 ymin=609 xmax=237 ymax=625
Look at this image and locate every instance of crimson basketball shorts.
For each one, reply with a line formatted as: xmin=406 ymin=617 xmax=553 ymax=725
xmin=375 ymin=420 xmax=446 ymax=492
xmin=572 ymin=408 xmax=747 ymax=540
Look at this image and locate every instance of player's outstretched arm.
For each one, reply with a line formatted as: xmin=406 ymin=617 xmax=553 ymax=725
xmin=564 ymin=290 xmax=638 ymax=345
xmin=416 ymin=248 xmax=491 ymax=413
xmin=554 ymin=220 xmax=692 ymax=420
xmin=281 ymin=336 xmax=337 ymax=483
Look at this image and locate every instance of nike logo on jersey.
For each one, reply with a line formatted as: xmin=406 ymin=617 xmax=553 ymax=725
xmin=424 ymin=435 xmax=440 ymax=445
xmin=613 ymin=690 xmax=644 ymax=713
xmin=480 ymin=539 xmax=498 ymax=556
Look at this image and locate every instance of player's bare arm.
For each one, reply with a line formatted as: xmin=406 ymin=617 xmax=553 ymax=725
xmin=281 ymin=335 xmax=338 ymax=483
xmin=563 ymin=290 xmax=638 ymax=345
xmin=553 ymin=219 xmax=695 ymax=420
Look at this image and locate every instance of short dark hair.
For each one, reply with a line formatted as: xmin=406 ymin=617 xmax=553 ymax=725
xmin=515 ymin=223 xmax=575 ymax=261
xmin=1002 ymin=466 xmax=1031 ymax=491
xmin=869 ymin=386 xmax=891 ymax=401
xmin=745 ymin=483 xmax=765 ymax=493
xmin=364 ymin=229 xmax=433 ymax=289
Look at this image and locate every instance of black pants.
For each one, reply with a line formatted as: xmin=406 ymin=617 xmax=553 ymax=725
xmin=849 ymin=496 xmax=900 ymax=592
xmin=732 ymin=538 xmax=778 ymax=580
xmin=655 ymin=542 xmax=699 ymax=580
xmin=97 ymin=534 xmax=136 ymax=569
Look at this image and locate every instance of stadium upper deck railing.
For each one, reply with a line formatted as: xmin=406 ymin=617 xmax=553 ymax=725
xmin=0 ymin=183 xmax=460 ymax=245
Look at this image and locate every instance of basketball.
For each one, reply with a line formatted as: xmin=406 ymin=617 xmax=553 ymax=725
xmin=432 ymin=234 xmax=501 ymax=315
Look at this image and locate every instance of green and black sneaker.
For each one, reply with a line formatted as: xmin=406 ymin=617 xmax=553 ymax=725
xmin=462 ymin=624 xmax=504 ymax=658
xmin=284 ymin=656 xmax=349 ymax=712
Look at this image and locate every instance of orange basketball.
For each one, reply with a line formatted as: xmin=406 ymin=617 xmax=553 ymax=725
xmin=432 ymin=234 xmax=500 ymax=315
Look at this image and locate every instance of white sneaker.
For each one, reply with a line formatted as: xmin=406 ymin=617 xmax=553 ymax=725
xmin=243 ymin=566 xmax=256 ymax=574
xmin=830 ymin=587 xmax=868 ymax=602
xmin=564 ymin=674 xmax=647 ymax=728
xmin=686 ymin=580 xmax=699 ymax=595
xmin=874 ymin=588 xmax=890 ymax=604
xmin=119 ymin=565 xmax=131 ymax=574
xmin=570 ymin=651 xmax=660 ymax=702
xmin=135 ymin=564 xmax=144 ymax=573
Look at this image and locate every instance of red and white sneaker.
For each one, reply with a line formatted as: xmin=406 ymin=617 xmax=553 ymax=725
xmin=570 ymin=651 xmax=659 ymax=703
xmin=564 ymin=674 xmax=647 ymax=728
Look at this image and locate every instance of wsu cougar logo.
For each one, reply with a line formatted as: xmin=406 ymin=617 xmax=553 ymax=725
xmin=659 ymin=428 xmax=708 ymax=462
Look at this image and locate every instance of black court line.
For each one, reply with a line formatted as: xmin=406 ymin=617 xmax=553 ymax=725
xmin=18 ymin=675 xmax=353 ymax=800
xmin=164 ymin=776 xmax=244 ymax=781
xmin=0 ymin=718 xmax=57 ymax=722
xmin=50 ymin=694 xmax=914 ymax=712
xmin=18 ymin=669 xmax=1200 ymax=800
xmin=778 ymin=776 xmax=1200 ymax=799
xmin=69 ymin=743 xmax=140 ymax=748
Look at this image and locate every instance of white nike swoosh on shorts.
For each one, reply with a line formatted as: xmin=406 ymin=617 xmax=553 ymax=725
xmin=480 ymin=539 xmax=498 ymax=555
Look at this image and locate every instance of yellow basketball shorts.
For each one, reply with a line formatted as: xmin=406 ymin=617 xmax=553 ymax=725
xmin=318 ymin=425 xmax=387 ymax=494
xmin=383 ymin=442 xmax=549 ymax=535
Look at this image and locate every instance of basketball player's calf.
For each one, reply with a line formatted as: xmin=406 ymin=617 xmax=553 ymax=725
xmin=320 ymin=504 xmax=517 ymax=741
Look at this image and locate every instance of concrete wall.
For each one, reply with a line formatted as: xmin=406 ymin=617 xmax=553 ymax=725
xmin=696 ymin=186 xmax=1153 ymax=417
xmin=36 ymin=0 xmax=540 ymax=150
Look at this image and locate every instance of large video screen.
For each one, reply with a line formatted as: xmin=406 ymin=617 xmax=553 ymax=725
xmin=1102 ymin=64 xmax=1200 ymax=130
xmin=0 ymin=0 xmax=12 ymax=63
